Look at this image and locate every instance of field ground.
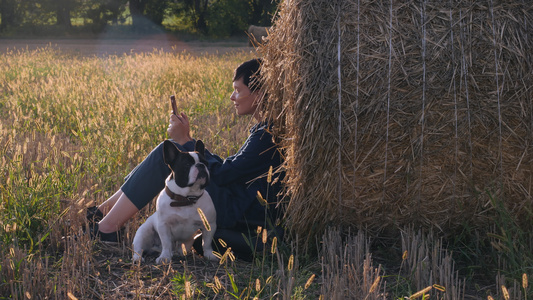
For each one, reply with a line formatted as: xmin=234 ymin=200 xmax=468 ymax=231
xmin=1 ymin=43 xmax=530 ymax=300
xmin=0 ymin=35 xmax=251 ymax=56
xmin=83 ymin=240 xmax=258 ymax=299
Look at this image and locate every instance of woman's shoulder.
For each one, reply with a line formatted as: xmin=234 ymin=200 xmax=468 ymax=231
xmin=249 ymin=121 xmax=273 ymax=133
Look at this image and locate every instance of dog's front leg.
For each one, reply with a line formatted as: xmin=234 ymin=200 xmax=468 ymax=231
xmin=202 ymin=224 xmax=218 ymax=261
xmin=132 ymin=216 xmax=157 ymax=263
xmin=155 ymin=222 xmax=173 ymax=264
xmin=132 ymin=223 xmax=148 ymax=263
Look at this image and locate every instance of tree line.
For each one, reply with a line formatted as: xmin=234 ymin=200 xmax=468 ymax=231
xmin=0 ymin=0 xmax=279 ymax=37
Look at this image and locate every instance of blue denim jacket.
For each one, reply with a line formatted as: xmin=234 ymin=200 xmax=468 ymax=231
xmin=181 ymin=122 xmax=284 ymax=229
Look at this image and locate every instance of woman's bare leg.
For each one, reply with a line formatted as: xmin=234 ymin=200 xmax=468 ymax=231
xmin=96 ymin=189 xmax=123 ymax=215
xmin=97 ymin=190 xmax=139 ymax=233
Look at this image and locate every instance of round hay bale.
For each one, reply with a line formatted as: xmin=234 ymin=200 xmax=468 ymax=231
xmin=259 ymin=0 xmax=533 ymax=241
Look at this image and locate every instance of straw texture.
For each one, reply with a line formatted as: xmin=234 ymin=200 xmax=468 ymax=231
xmin=259 ymin=0 xmax=533 ymax=240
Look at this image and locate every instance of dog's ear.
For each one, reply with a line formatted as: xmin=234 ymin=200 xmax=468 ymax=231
xmin=194 ymin=140 xmax=205 ymax=156
xmin=163 ymin=140 xmax=181 ymax=165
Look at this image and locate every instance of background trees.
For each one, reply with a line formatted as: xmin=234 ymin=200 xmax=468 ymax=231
xmin=0 ymin=0 xmax=280 ymax=37
xmin=0 ymin=0 xmax=22 ymax=31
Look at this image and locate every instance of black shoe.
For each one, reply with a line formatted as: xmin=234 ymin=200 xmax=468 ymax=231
xmin=85 ymin=207 xmax=121 ymax=243
xmin=86 ymin=206 xmax=104 ymax=223
xmin=91 ymin=222 xmax=122 ymax=243
xmin=85 ymin=206 xmax=102 ymax=236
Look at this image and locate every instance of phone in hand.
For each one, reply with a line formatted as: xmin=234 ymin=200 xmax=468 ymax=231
xmin=170 ymin=95 xmax=178 ymax=116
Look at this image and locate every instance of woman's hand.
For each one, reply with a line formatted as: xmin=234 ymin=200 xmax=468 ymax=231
xmin=167 ymin=112 xmax=193 ymax=145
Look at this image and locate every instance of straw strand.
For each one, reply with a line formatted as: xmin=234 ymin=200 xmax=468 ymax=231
xmin=353 ymin=0 xmax=360 ymax=196
xmin=449 ymin=0 xmax=458 ymax=211
xmin=384 ymin=0 xmax=393 ymax=200
xmin=489 ymin=0 xmax=504 ymax=183
xmin=337 ymin=0 xmax=343 ymax=210
xmin=459 ymin=7 xmax=473 ymax=179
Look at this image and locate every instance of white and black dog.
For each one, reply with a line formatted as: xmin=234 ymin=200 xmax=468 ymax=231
xmin=132 ymin=140 xmax=217 ymax=263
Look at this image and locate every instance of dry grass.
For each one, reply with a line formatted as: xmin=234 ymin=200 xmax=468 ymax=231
xmin=1 ymin=45 xmax=531 ymax=299
xmin=0 ymin=46 xmax=259 ymax=298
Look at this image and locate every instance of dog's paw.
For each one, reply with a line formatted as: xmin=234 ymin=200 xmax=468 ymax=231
xmin=156 ymin=255 xmax=172 ymax=264
xmin=132 ymin=253 xmax=144 ymax=263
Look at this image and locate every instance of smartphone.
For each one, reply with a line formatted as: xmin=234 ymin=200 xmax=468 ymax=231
xmin=170 ymin=95 xmax=178 ymax=116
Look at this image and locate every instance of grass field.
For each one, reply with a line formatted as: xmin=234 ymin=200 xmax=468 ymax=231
xmin=0 ymin=47 xmax=531 ymax=299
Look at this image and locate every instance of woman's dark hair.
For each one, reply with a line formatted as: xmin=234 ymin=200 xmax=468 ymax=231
xmin=233 ymin=58 xmax=263 ymax=92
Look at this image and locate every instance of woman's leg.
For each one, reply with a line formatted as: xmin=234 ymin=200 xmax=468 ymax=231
xmin=96 ymin=189 xmax=123 ymax=215
xmin=97 ymin=191 xmax=140 ymax=233
xmin=93 ymin=141 xmax=174 ymax=234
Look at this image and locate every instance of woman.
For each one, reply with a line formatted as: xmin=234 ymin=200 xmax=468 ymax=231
xmin=87 ymin=58 xmax=284 ymax=260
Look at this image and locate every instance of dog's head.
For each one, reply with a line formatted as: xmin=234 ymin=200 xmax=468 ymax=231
xmin=163 ymin=140 xmax=210 ymax=192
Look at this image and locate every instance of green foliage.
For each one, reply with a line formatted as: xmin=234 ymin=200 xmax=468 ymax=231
xmin=165 ymin=1 xmax=195 ymax=32
xmin=0 ymin=0 xmax=280 ymax=36
xmin=206 ymin=0 xmax=248 ymax=37
xmin=486 ymin=191 xmax=533 ymax=280
xmin=171 ymin=271 xmax=194 ymax=297
xmin=77 ymin=0 xmax=128 ymax=33
xmin=0 ymin=48 xmax=254 ymax=255
xmin=246 ymin=0 xmax=280 ymax=26
xmin=0 ymin=0 xmax=22 ymax=30
xmin=143 ymin=0 xmax=169 ymax=25
xmin=441 ymin=190 xmax=533 ymax=298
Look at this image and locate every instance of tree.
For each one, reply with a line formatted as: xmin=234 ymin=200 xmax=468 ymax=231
xmin=191 ymin=0 xmax=209 ymax=33
xmin=205 ymin=0 xmax=247 ymax=37
xmin=129 ymin=0 xmax=169 ymax=30
xmin=81 ymin=0 xmax=128 ymax=32
xmin=0 ymin=0 xmax=281 ymax=36
xmin=247 ymin=0 xmax=279 ymax=26
xmin=37 ymin=0 xmax=79 ymax=28
xmin=172 ymin=0 xmax=209 ymax=34
xmin=144 ymin=0 xmax=169 ymax=25
xmin=0 ymin=0 xmax=21 ymax=31
xmin=55 ymin=0 xmax=73 ymax=28
xmin=129 ymin=0 xmax=147 ymax=28
xmin=203 ymin=0 xmax=279 ymax=37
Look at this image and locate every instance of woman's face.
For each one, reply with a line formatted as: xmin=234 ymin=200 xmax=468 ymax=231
xmin=230 ymin=77 xmax=260 ymax=116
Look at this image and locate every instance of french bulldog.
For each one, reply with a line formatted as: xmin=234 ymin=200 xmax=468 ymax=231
xmin=132 ymin=140 xmax=217 ymax=263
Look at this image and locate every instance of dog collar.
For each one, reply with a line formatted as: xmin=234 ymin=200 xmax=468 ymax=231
xmin=165 ymin=186 xmax=203 ymax=207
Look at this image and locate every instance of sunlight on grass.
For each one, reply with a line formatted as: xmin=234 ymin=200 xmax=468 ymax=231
xmin=0 ymin=47 xmax=254 ymax=295
xmin=0 ymin=48 xmax=252 ymax=234
xmin=1 ymin=47 xmax=532 ymax=300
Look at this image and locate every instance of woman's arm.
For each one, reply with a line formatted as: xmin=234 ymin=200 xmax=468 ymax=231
xmin=170 ymin=112 xmax=280 ymax=190
xmin=209 ymin=128 xmax=280 ymax=186
xmin=167 ymin=113 xmax=193 ymax=145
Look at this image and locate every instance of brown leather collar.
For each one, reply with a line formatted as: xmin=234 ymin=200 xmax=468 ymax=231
xmin=165 ymin=186 xmax=203 ymax=207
